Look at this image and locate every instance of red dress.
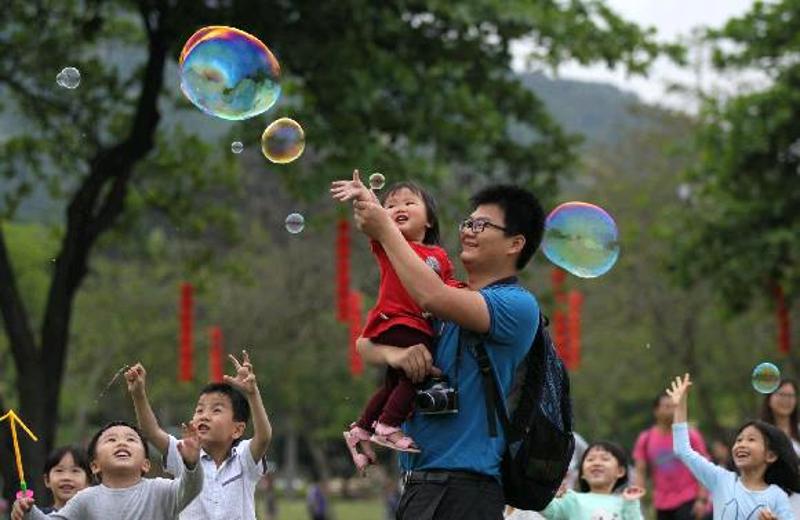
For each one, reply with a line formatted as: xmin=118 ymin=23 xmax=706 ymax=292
xmin=361 ymin=240 xmax=458 ymax=340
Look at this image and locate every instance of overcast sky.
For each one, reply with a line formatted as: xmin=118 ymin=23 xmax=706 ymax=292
xmin=513 ymin=0 xmax=759 ymax=111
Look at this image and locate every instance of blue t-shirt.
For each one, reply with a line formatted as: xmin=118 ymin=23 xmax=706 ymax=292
xmin=400 ymin=281 xmax=539 ymax=479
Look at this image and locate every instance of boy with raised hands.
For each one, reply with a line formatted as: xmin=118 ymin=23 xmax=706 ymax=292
xmin=126 ymin=351 xmax=272 ymax=520
xmin=13 ymin=421 xmax=203 ymax=519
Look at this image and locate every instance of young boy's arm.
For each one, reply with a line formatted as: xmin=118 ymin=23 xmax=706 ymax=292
xmin=173 ymin=422 xmax=204 ymax=514
xmin=126 ymin=363 xmax=170 ymax=454
xmin=225 ymin=351 xmax=272 ymax=463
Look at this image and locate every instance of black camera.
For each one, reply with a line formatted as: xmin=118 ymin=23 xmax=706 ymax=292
xmin=416 ymin=377 xmax=458 ymax=415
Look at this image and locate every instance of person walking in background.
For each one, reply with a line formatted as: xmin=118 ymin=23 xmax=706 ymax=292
xmin=760 ymin=378 xmax=800 ymax=516
xmin=633 ymin=392 xmax=711 ymax=519
xmin=306 ymin=479 xmax=330 ymax=520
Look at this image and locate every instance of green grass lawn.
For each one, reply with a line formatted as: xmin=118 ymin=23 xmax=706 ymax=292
xmin=259 ymin=497 xmax=385 ymax=520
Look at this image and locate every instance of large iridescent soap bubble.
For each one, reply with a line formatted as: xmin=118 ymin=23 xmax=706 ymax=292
xmin=261 ymin=117 xmax=305 ymax=163
xmin=179 ymin=26 xmax=281 ymax=120
xmin=542 ymin=201 xmax=620 ymax=278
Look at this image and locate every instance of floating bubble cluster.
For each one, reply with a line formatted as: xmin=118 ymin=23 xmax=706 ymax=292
xmin=179 ymin=26 xmax=281 ymax=120
xmin=56 ymin=67 xmax=81 ymax=89
xmin=542 ymin=202 xmax=620 ymax=278
xmin=369 ymin=172 xmax=386 ymax=190
xmin=752 ymin=362 xmax=781 ymax=394
xmin=231 ymin=141 xmax=244 ymax=154
xmin=285 ymin=213 xmax=305 ymax=234
xmin=261 ymin=118 xmax=305 ymax=164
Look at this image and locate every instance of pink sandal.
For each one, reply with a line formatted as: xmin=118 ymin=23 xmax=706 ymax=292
xmin=343 ymin=423 xmax=377 ymax=474
xmin=370 ymin=422 xmax=421 ymax=453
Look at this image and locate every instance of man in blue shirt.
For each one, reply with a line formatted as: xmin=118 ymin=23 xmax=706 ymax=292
xmin=354 ymin=184 xmax=545 ymax=520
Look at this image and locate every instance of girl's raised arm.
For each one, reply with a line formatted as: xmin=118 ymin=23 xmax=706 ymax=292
xmin=668 ymin=374 xmax=727 ymax=493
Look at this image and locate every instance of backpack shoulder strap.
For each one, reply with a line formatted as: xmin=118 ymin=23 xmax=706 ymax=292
xmin=474 ymin=312 xmax=545 ymax=438
xmin=474 ymin=342 xmax=509 ymax=438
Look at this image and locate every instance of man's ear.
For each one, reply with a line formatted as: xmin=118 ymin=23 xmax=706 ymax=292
xmin=508 ymin=235 xmax=525 ymax=256
xmin=141 ymin=458 xmax=152 ymax=475
xmin=233 ymin=421 xmax=246 ymax=440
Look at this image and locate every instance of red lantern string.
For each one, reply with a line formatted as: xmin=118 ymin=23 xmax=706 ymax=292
xmin=567 ymin=290 xmax=584 ymax=371
xmin=336 ymin=218 xmax=351 ymax=323
xmin=348 ymin=291 xmax=364 ymax=376
xmin=209 ymin=326 xmax=224 ymax=383
xmin=179 ymin=282 xmax=194 ymax=382
xmin=774 ymin=284 xmax=791 ymax=355
xmin=551 ymin=268 xmax=569 ymax=364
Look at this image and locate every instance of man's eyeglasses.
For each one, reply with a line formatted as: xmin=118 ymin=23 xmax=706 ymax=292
xmin=459 ymin=218 xmax=508 ymax=234
xmin=774 ymin=392 xmax=797 ymax=399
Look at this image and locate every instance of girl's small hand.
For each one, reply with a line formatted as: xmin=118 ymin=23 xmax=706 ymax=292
xmin=554 ymin=481 xmax=568 ymax=498
xmin=666 ymin=373 xmax=692 ymax=406
xmin=622 ymin=485 xmax=646 ymax=501
xmin=758 ymin=507 xmax=777 ymax=520
xmin=331 ymin=169 xmax=375 ymax=203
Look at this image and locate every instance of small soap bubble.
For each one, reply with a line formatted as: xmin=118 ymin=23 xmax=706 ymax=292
xmin=231 ymin=141 xmax=244 ymax=154
xmin=369 ymin=172 xmax=386 ymax=190
xmin=285 ymin=213 xmax=305 ymax=234
xmin=56 ymin=67 xmax=81 ymax=89
xmin=179 ymin=26 xmax=281 ymax=120
xmin=752 ymin=362 xmax=781 ymax=394
xmin=261 ymin=118 xmax=305 ymax=164
xmin=542 ymin=202 xmax=620 ymax=278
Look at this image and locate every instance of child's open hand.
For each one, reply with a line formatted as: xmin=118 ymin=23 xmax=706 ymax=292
xmin=177 ymin=421 xmax=201 ymax=468
xmin=758 ymin=507 xmax=777 ymax=520
xmin=622 ymin=485 xmax=646 ymax=501
xmin=666 ymin=373 xmax=692 ymax=407
xmin=331 ymin=169 xmax=377 ymax=204
xmin=11 ymin=496 xmax=34 ymax=520
xmin=224 ymin=350 xmax=258 ymax=396
xmin=124 ymin=363 xmax=147 ymax=395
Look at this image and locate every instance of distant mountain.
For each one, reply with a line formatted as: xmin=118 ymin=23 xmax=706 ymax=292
xmin=519 ymin=72 xmax=646 ymax=146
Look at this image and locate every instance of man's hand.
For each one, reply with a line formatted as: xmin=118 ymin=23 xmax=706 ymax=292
xmin=385 ymin=344 xmax=441 ymax=384
xmin=622 ymin=485 xmax=646 ymax=501
xmin=177 ymin=421 xmax=201 ymax=469
xmin=125 ymin=363 xmax=147 ymax=396
xmin=224 ymin=350 xmax=258 ymax=396
xmin=353 ymin=198 xmax=394 ymax=241
xmin=11 ymin=497 xmax=33 ymax=520
xmin=331 ymin=169 xmax=378 ymax=204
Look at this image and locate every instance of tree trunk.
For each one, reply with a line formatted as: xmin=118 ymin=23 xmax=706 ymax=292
xmin=0 ymin=2 xmax=170 ymax=504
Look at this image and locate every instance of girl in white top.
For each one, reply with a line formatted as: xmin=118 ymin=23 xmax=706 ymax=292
xmin=668 ymin=374 xmax=799 ymax=520
xmin=761 ymin=378 xmax=800 ymax=516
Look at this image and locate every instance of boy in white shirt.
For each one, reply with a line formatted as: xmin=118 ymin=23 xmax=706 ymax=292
xmin=127 ymin=351 xmax=272 ymax=520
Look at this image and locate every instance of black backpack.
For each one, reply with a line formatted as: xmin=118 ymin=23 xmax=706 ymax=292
xmin=473 ymin=313 xmax=575 ymax=511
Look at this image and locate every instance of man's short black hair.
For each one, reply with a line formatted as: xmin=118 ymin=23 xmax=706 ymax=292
xmin=470 ymin=185 xmax=545 ymax=270
xmin=87 ymin=421 xmax=150 ymax=463
xmin=200 ymin=383 xmax=250 ymax=423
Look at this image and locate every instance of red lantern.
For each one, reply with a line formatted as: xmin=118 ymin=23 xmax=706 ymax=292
xmin=551 ymin=268 xmax=568 ymax=363
xmin=336 ymin=218 xmax=351 ymax=323
xmin=774 ymin=284 xmax=791 ymax=355
xmin=209 ymin=326 xmax=224 ymax=383
xmin=567 ymin=290 xmax=584 ymax=371
xmin=348 ymin=291 xmax=364 ymax=376
xmin=179 ymin=282 xmax=194 ymax=382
